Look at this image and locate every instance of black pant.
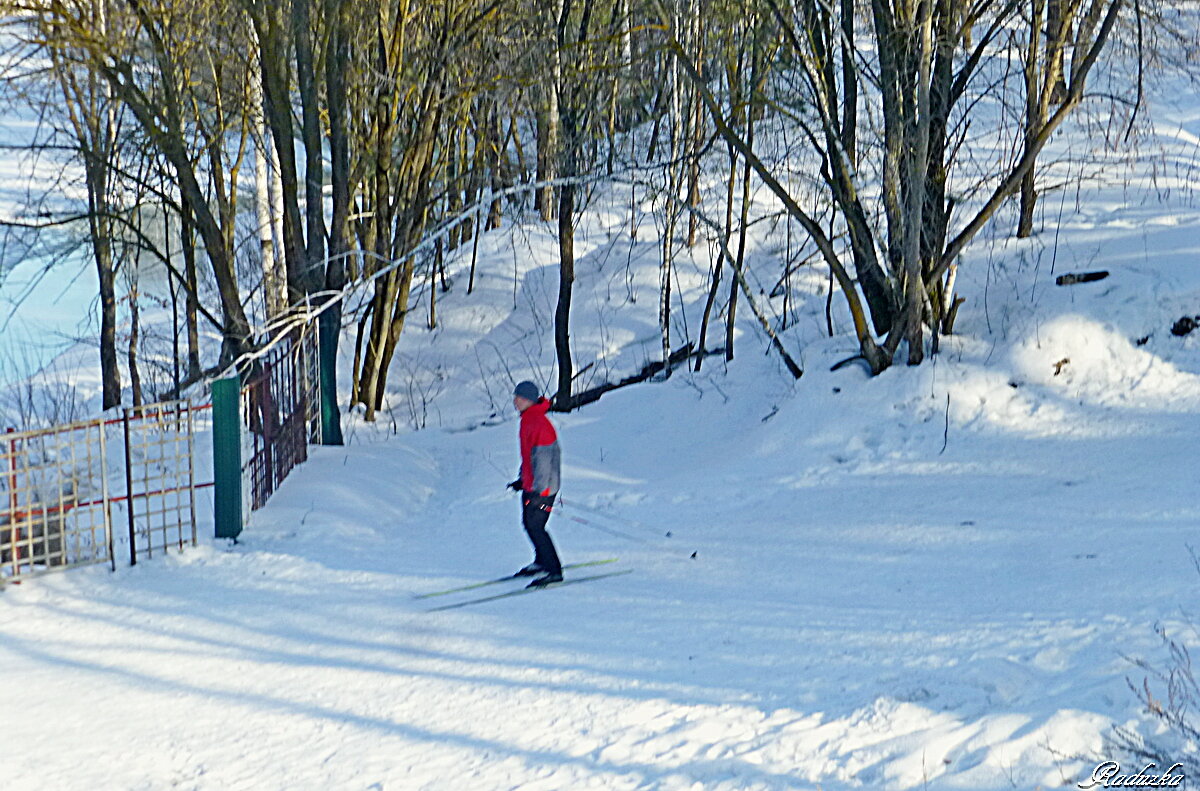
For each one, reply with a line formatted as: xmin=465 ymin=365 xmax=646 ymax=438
xmin=522 ymin=493 xmax=561 ymax=574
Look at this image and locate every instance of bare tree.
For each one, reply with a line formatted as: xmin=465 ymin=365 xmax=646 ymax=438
xmin=662 ymin=0 xmax=1125 ymax=374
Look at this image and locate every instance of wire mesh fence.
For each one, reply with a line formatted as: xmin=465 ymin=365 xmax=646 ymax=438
xmin=118 ymin=400 xmax=198 ymax=564
xmin=1 ymin=418 xmax=114 ymax=582
xmin=1 ymin=399 xmax=202 ymax=584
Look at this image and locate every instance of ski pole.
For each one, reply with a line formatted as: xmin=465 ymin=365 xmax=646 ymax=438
xmin=474 ymin=451 xmax=695 ymax=558
xmin=556 ymin=501 xmax=696 ymax=560
xmin=557 ymin=496 xmax=658 ymax=534
xmin=557 ymin=510 xmax=653 ymax=545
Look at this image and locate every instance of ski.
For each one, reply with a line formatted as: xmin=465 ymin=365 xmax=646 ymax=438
xmin=414 ymin=558 xmax=619 ymax=599
xmin=425 ymin=569 xmax=632 ymax=611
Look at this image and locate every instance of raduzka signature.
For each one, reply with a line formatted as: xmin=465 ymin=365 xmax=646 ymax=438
xmin=1078 ymin=761 xmax=1185 ymax=789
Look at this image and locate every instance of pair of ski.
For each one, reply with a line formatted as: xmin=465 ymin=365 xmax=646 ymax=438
xmin=418 ymin=557 xmax=629 ymax=611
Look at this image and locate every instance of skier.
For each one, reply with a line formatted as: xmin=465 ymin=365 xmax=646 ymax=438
xmin=507 ymin=381 xmax=563 ymax=588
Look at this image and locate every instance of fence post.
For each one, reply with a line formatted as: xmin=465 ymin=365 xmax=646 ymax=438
xmin=98 ymin=420 xmax=114 ymax=572
xmin=212 ymin=376 xmax=243 ymax=540
xmin=317 ymin=308 xmax=344 ymax=446
xmin=123 ymin=409 xmax=137 ymax=566
xmin=6 ymin=428 xmax=18 ymax=578
xmin=186 ymin=403 xmax=197 ymax=548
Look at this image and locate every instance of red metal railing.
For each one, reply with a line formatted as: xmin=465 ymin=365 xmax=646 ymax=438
xmin=1 ymin=417 xmax=112 ymax=580
xmin=241 ymin=329 xmax=319 ymax=512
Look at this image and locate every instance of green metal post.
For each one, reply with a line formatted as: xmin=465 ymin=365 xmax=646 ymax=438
xmin=212 ymin=376 xmax=243 ymax=540
xmin=318 ymin=308 xmax=344 ymax=446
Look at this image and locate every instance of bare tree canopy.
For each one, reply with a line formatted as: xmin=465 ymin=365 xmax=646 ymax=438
xmin=0 ymin=0 xmax=1152 ymax=414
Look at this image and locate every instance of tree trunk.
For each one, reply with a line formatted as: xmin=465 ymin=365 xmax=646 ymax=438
xmin=661 ymin=0 xmax=683 ymax=374
xmin=489 ymin=104 xmax=504 ymax=231
xmin=251 ymin=69 xmax=285 ymax=319
xmin=372 ymin=258 xmax=417 ymax=412
xmin=726 ymin=36 xmax=758 ymax=364
xmin=180 ymin=202 xmax=201 ymax=380
xmin=80 ymin=144 xmax=121 ymax=409
xmin=293 ymin=0 xmax=326 ymax=291
xmin=447 ymin=125 xmax=462 ymax=251
xmin=1018 ymin=0 xmax=1045 ymax=239
xmin=93 ymin=200 xmax=120 ymax=409
xmin=554 ymin=181 xmax=575 ymax=408
xmin=251 ymin=4 xmax=309 ymax=304
xmin=1047 ymin=0 xmax=1069 ymax=103
xmin=726 ymin=140 xmax=753 ymax=363
xmin=872 ymin=0 xmax=906 ymax=304
xmin=463 ymin=119 xmax=478 ymax=244
xmin=840 ymin=0 xmax=858 ymax=168
xmin=48 ymin=0 xmax=121 ymax=406
xmin=685 ymin=4 xmax=704 ymax=247
xmin=694 ymin=138 xmax=736 ymax=372
xmin=902 ymin=1 xmax=935 ymax=366
xmin=126 ymin=267 xmax=142 ymax=407
xmin=320 ymin=0 xmax=349 ymax=445
xmin=247 ymin=16 xmax=279 ymax=315
xmin=537 ymin=35 xmax=560 ymax=224
xmin=267 ymin=122 xmax=287 ymax=288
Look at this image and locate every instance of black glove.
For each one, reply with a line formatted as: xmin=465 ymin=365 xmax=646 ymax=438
xmin=507 ymin=479 xmax=522 ymax=492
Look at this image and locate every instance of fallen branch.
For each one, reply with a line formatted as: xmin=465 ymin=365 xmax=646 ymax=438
xmin=567 ymin=343 xmax=725 ymax=410
xmin=1055 ymin=270 xmax=1109 ymax=286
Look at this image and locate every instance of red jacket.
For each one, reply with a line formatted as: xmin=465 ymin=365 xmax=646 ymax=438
xmin=519 ymin=398 xmax=561 ymax=495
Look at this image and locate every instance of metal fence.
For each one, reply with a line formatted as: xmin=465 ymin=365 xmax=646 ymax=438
xmin=1 ymin=419 xmax=113 ymax=580
xmin=118 ymin=401 xmax=199 ymax=564
xmin=2 ymin=323 xmax=326 ymax=583
xmin=1 ymin=400 xmax=202 ymax=584
xmin=241 ymin=328 xmax=320 ymax=513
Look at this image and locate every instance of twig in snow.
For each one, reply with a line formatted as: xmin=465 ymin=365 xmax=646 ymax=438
xmin=940 ymin=394 xmax=950 ymax=455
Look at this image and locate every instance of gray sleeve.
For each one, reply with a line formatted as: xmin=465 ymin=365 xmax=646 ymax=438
xmin=530 ymin=441 xmax=561 ymax=495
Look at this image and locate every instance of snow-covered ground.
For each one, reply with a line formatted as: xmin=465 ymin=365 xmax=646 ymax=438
xmin=3 ymin=61 xmax=1200 ymax=791
xmin=5 ymin=330 xmax=1200 ymax=788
